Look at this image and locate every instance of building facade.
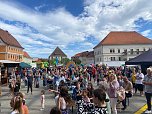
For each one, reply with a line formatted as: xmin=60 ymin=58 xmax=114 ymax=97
xmin=23 ymin=51 xmax=32 ymax=65
xmin=94 ymin=31 xmax=152 ymax=65
xmin=72 ymin=51 xmax=94 ymax=65
xmin=0 ymin=29 xmax=24 ymax=62
xmin=49 ymin=47 xmax=67 ymax=62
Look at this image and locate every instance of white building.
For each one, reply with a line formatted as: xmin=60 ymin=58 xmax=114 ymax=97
xmin=94 ymin=31 xmax=152 ymax=66
xmin=72 ymin=51 xmax=94 ymax=65
xmin=23 ymin=51 xmax=32 ymax=65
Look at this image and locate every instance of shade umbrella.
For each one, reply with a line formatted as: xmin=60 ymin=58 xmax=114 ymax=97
xmin=19 ymin=62 xmax=31 ymax=68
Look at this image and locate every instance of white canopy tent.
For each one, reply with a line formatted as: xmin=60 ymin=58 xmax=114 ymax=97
xmin=0 ymin=60 xmax=20 ymax=64
xmin=100 ymin=61 xmax=125 ymax=67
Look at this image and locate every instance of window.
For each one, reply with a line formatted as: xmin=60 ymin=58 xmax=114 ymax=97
xmin=110 ymin=49 xmax=115 ymax=53
xmin=110 ymin=57 xmax=115 ymax=61
xmin=130 ymin=49 xmax=133 ymax=54
xmin=98 ymin=51 xmax=100 ymax=55
xmin=118 ymin=57 xmax=121 ymax=61
xmin=124 ymin=49 xmax=127 ymax=52
xmin=143 ymin=48 xmax=146 ymax=51
xmin=136 ymin=49 xmax=139 ymax=54
xmin=118 ymin=49 xmax=120 ymax=53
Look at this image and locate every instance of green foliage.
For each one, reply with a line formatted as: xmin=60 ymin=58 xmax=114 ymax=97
xmin=43 ymin=62 xmax=49 ymax=68
xmin=61 ymin=58 xmax=70 ymax=65
xmin=49 ymin=59 xmax=56 ymax=65
xmin=72 ymin=58 xmax=81 ymax=65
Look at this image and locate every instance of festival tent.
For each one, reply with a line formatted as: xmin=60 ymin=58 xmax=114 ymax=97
xmin=125 ymin=49 xmax=152 ymax=65
xmin=19 ymin=62 xmax=31 ymax=68
xmin=125 ymin=49 xmax=152 ymax=74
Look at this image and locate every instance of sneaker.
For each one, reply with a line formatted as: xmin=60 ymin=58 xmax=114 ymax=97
xmin=40 ymin=108 xmax=44 ymax=111
xmin=145 ymin=110 xmax=152 ymax=114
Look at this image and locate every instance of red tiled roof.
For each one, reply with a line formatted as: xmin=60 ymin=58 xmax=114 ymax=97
xmin=87 ymin=51 xmax=94 ymax=58
xmin=50 ymin=47 xmax=67 ymax=57
xmin=0 ymin=29 xmax=23 ymax=48
xmin=23 ymin=51 xmax=32 ymax=58
xmin=94 ymin=31 xmax=152 ymax=49
xmin=73 ymin=51 xmax=94 ymax=58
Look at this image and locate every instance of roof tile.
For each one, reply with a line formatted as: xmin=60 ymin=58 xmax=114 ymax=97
xmin=0 ymin=29 xmax=23 ymax=48
xmin=50 ymin=47 xmax=67 ymax=57
xmin=94 ymin=31 xmax=152 ymax=49
xmin=23 ymin=51 xmax=32 ymax=58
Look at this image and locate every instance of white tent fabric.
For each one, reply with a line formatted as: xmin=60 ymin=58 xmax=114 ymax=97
xmin=0 ymin=60 xmax=20 ymax=63
xmin=100 ymin=61 xmax=125 ymax=67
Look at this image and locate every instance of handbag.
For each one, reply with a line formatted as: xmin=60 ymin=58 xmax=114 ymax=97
xmin=116 ymin=87 xmax=125 ymax=101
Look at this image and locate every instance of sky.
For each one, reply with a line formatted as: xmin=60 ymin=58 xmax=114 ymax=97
xmin=0 ymin=0 xmax=152 ymax=58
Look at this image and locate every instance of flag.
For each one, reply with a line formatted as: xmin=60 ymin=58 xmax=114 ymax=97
xmin=55 ymin=57 xmax=58 ymax=65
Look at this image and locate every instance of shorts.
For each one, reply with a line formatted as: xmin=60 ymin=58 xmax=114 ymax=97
xmin=135 ymin=84 xmax=144 ymax=91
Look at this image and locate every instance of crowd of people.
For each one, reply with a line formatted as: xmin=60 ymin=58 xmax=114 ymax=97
xmin=7 ymin=64 xmax=152 ymax=114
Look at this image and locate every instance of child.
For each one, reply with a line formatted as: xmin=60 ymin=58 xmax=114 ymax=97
xmin=40 ymin=90 xmax=45 ymax=111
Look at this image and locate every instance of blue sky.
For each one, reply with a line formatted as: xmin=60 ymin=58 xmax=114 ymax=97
xmin=0 ymin=0 xmax=152 ymax=58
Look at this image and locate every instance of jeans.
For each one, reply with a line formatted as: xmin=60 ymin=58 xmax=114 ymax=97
xmin=25 ymin=80 xmax=27 ymax=86
xmin=145 ymin=92 xmax=152 ymax=111
xmin=27 ymin=83 xmax=32 ymax=93
xmin=110 ymin=98 xmax=117 ymax=114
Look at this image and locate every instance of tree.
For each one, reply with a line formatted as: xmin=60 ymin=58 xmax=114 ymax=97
xmin=72 ymin=58 xmax=81 ymax=65
xmin=50 ymin=59 xmax=56 ymax=65
xmin=61 ymin=58 xmax=71 ymax=65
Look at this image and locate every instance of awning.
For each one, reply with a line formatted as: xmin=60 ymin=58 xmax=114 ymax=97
xmin=100 ymin=61 xmax=125 ymax=67
xmin=0 ymin=60 xmax=20 ymax=63
xmin=19 ymin=62 xmax=31 ymax=68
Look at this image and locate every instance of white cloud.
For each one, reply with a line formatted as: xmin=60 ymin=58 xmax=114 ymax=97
xmin=34 ymin=4 xmax=47 ymax=11
xmin=0 ymin=0 xmax=152 ymax=58
xmin=141 ymin=30 xmax=152 ymax=37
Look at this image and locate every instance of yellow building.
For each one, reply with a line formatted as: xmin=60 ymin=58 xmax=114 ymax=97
xmin=0 ymin=29 xmax=24 ymax=62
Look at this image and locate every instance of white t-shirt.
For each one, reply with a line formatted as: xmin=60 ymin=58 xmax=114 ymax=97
xmin=55 ymin=95 xmax=66 ymax=110
xmin=41 ymin=95 xmax=45 ymax=104
xmin=135 ymin=73 xmax=144 ymax=84
xmin=11 ymin=110 xmax=19 ymax=114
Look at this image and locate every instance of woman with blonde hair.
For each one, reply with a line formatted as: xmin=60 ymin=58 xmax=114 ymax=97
xmin=131 ymin=68 xmax=136 ymax=93
xmin=107 ymin=73 xmax=119 ymax=114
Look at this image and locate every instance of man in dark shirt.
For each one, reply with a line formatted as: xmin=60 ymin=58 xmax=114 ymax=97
xmin=27 ymin=69 xmax=33 ymax=95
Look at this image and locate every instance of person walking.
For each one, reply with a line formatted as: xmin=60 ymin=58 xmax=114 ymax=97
xmin=122 ymin=76 xmax=133 ymax=110
xmin=135 ymin=69 xmax=144 ymax=96
xmin=27 ymin=69 xmax=33 ymax=95
xmin=143 ymin=68 xmax=152 ymax=114
xmin=107 ymin=73 xmax=119 ymax=114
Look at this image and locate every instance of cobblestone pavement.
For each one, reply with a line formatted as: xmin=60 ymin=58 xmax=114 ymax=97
xmin=0 ymin=81 xmax=147 ymax=114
